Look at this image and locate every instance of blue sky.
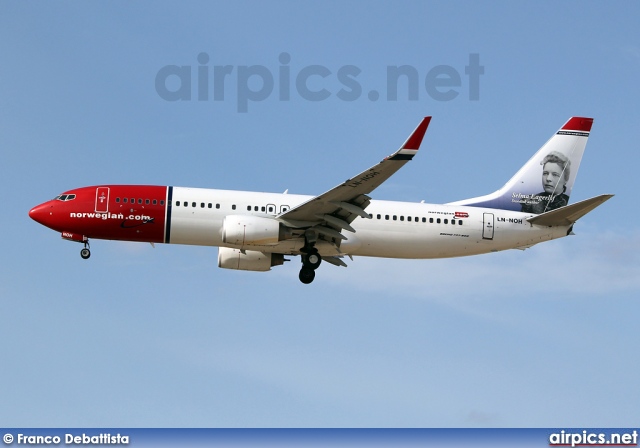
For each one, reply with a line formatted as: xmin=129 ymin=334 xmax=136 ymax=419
xmin=1 ymin=1 xmax=639 ymax=427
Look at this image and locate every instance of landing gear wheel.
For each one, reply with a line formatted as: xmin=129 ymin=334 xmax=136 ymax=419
xmin=80 ymin=248 xmax=91 ymax=259
xmin=303 ymin=250 xmax=322 ymax=270
xmin=299 ymin=267 xmax=315 ymax=284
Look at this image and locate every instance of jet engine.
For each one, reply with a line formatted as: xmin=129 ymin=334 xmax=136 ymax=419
xmin=221 ymin=215 xmax=291 ymax=246
xmin=218 ymin=247 xmax=285 ymax=272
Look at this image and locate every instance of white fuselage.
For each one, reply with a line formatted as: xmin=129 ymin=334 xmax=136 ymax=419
xmin=168 ymin=187 xmax=570 ymax=258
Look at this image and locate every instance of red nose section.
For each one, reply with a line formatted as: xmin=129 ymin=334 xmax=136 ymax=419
xmin=29 ymin=202 xmax=55 ymax=228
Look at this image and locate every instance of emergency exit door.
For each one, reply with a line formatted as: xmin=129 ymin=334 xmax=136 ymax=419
xmin=483 ymin=213 xmax=494 ymax=240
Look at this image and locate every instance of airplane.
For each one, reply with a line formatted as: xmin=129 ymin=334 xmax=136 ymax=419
xmin=29 ymin=116 xmax=613 ymax=284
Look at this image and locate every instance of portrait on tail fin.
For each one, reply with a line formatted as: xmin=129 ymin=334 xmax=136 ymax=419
xmin=448 ymin=117 xmax=591 ymax=213
xmin=519 ymin=151 xmax=570 ymax=213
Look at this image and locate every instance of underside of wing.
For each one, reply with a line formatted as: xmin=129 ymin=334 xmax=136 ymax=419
xmin=276 ymin=117 xmax=431 ymax=247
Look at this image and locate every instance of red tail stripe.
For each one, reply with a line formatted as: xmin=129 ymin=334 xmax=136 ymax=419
xmin=562 ymin=117 xmax=593 ymax=132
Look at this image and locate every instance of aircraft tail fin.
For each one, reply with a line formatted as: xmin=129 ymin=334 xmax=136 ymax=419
xmin=449 ymin=117 xmax=594 ymax=213
xmin=526 ymin=194 xmax=613 ymax=227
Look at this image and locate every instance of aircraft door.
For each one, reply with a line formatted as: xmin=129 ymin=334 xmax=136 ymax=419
xmin=95 ymin=187 xmax=110 ymax=213
xmin=483 ymin=213 xmax=494 ymax=240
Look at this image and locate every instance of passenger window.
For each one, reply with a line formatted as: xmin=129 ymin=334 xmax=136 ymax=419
xmin=385 ymin=215 xmax=389 ymax=220
xmin=422 ymin=217 xmax=426 ymax=223
xmin=176 ymin=201 xmax=181 ymax=206
xmin=254 ymin=206 xmax=259 ymax=211
xmin=377 ymin=214 xmax=381 ymax=219
xmin=216 ymin=204 xmax=220 ymax=209
xmin=232 ymin=205 xmax=236 ymax=210
xmin=437 ymin=218 xmax=441 ymax=224
xmin=201 ymin=203 xmax=205 ymax=208
xmin=444 ymin=219 xmax=448 ymax=224
xmin=116 ymin=198 xmax=120 ymax=203
xmin=429 ymin=218 xmax=434 ymax=223
xmin=152 ymin=199 xmax=157 ymax=205
xmin=123 ymin=198 xmax=128 ymax=203
xmin=268 ymin=206 xmax=274 ymax=213
xmin=130 ymin=198 xmax=134 ymax=203
xmin=161 ymin=200 xmax=165 ymax=206
xmin=400 ymin=216 xmax=404 ymax=221
xmin=247 ymin=205 xmax=252 ymax=211
xmin=393 ymin=215 xmax=397 ymax=221
xmin=192 ymin=202 xmax=196 ymax=207
xmin=407 ymin=216 xmax=411 ymax=222
xmin=208 ymin=203 xmax=212 ymax=208
xmin=261 ymin=206 xmax=266 ymax=212
xmin=138 ymin=199 xmax=142 ymax=204
xmin=458 ymin=220 xmax=463 ymax=225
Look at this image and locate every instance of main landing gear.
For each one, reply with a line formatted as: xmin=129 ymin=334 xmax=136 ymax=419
xmin=299 ymin=236 xmax=322 ymax=284
xmin=80 ymin=241 xmax=91 ymax=259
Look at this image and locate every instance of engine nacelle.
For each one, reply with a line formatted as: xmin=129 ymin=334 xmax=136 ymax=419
xmin=222 ymin=215 xmax=290 ymax=246
xmin=218 ymin=247 xmax=285 ymax=272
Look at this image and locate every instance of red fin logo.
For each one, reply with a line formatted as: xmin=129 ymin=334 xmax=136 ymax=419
xmin=455 ymin=212 xmax=469 ymax=218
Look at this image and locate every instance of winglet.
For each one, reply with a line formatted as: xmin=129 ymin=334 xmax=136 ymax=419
xmin=388 ymin=116 xmax=432 ymax=160
xmin=401 ymin=116 xmax=432 ymax=150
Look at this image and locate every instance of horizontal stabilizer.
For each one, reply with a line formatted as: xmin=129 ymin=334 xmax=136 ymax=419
xmin=527 ymin=194 xmax=613 ymax=227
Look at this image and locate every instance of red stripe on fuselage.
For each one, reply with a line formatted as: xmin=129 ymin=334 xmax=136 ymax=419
xmin=33 ymin=185 xmax=168 ymax=243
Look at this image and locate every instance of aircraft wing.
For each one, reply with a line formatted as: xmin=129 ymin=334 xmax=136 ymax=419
xmin=526 ymin=194 xmax=614 ymax=227
xmin=277 ymin=117 xmax=431 ymax=240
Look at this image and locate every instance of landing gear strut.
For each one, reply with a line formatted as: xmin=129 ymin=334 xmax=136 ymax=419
xmin=80 ymin=241 xmax=91 ymax=259
xmin=299 ymin=234 xmax=321 ymax=284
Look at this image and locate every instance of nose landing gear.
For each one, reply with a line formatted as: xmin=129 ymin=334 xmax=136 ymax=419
xmin=61 ymin=232 xmax=91 ymax=260
xmin=80 ymin=241 xmax=91 ymax=259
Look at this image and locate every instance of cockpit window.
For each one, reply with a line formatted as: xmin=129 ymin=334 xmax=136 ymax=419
xmin=55 ymin=194 xmax=76 ymax=201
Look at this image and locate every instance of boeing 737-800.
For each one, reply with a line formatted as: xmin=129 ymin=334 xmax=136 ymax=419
xmin=29 ymin=117 xmax=612 ymax=283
